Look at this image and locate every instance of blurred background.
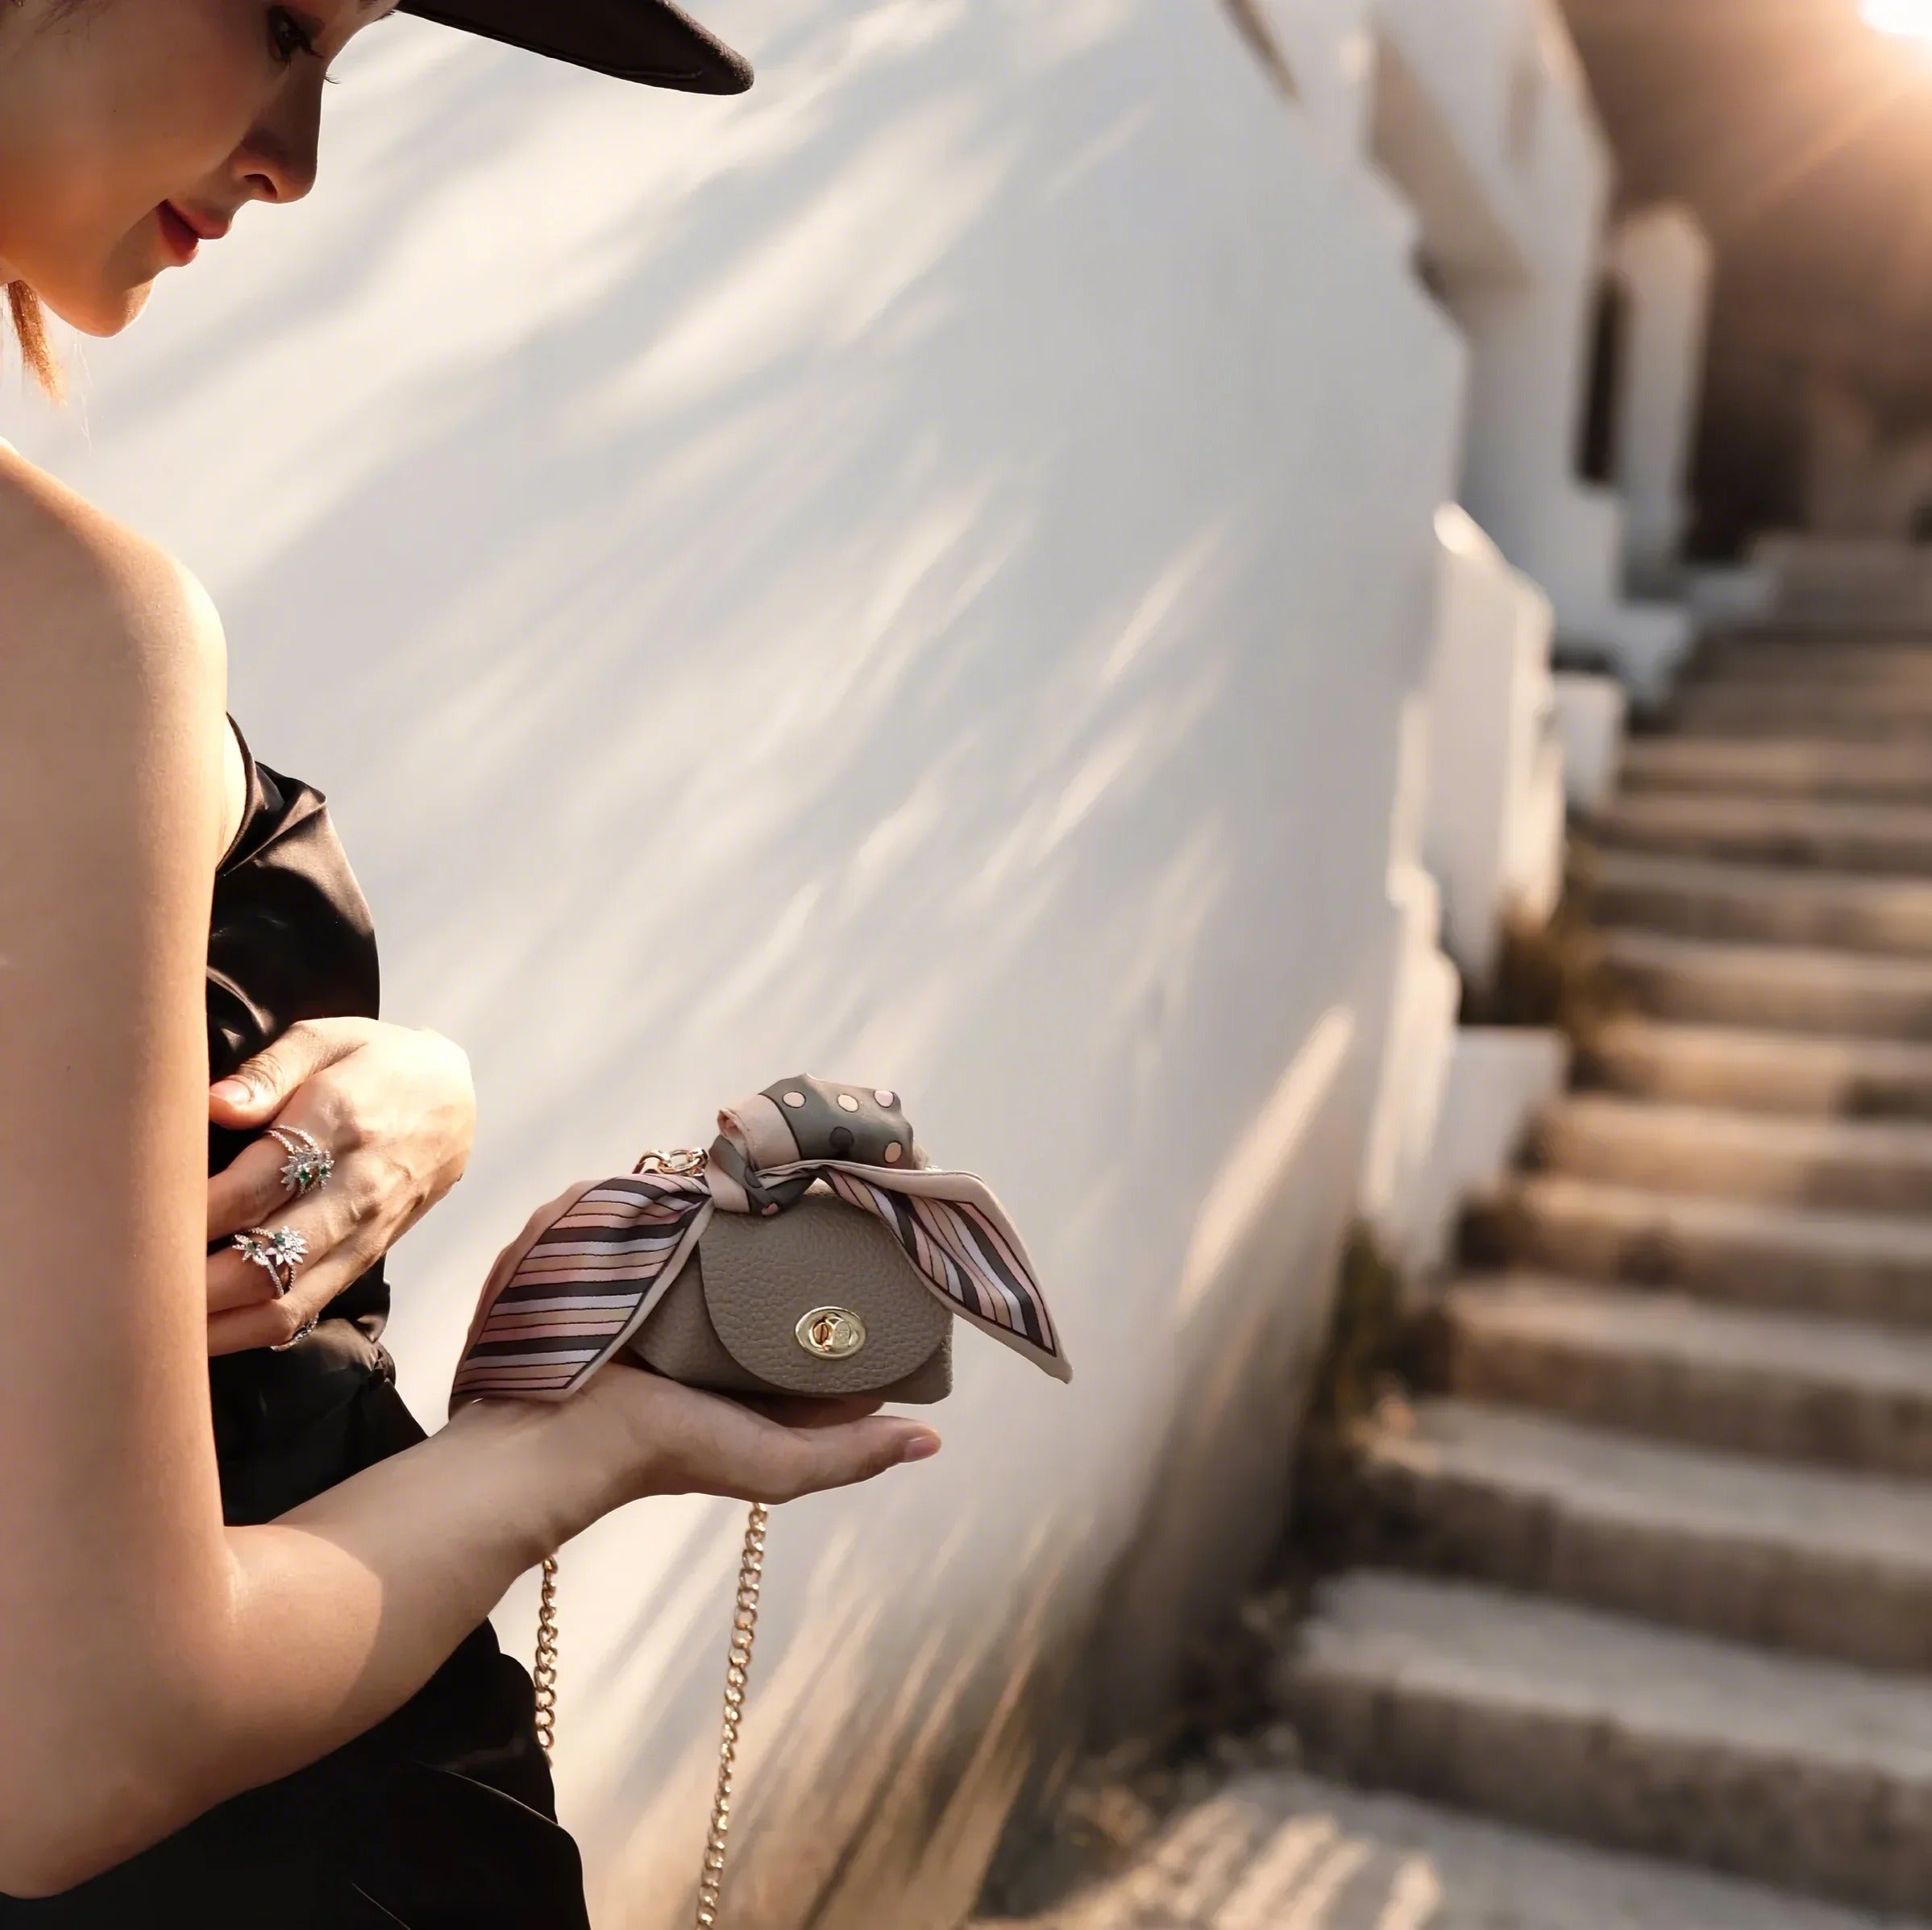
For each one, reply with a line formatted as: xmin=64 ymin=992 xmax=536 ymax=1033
xmin=15 ymin=1 xmax=1932 ymax=1925
xmin=1565 ymin=0 xmax=1932 ymax=555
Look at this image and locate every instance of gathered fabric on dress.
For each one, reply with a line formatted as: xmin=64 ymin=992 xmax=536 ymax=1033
xmin=0 ymin=724 xmax=591 ymax=1929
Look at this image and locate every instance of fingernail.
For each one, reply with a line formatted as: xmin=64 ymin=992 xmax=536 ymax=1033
xmin=211 ymin=1078 xmax=253 ymax=1106
xmin=899 ymin=1434 xmax=941 ymax=1464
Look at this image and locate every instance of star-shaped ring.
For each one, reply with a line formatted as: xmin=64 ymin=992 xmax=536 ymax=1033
xmin=232 ymin=1224 xmax=310 ymax=1298
xmin=267 ymin=1125 xmax=334 ymax=1197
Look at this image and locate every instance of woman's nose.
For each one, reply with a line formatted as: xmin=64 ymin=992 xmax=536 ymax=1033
xmin=236 ymin=85 xmax=323 ymax=205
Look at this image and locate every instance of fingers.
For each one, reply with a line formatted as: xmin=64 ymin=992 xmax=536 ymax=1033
xmin=207 ymin=1217 xmax=349 ymax=1316
xmin=759 ymin=1414 xmax=940 ymax=1502
xmin=207 ymin=1295 xmax=319 ymax=1357
xmin=206 ymin=1246 xmax=354 ymax=1354
xmin=205 ymin=1187 xmax=376 ymax=1352
xmin=742 ymin=1394 xmax=887 ymax=1430
xmin=589 ymin=1370 xmax=940 ymax=1505
xmin=206 ymin=1133 xmax=301 ymax=1241
xmin=208 ymin=1019 xmax=370 ymax=1129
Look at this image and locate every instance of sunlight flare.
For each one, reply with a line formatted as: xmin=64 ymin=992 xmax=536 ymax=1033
xmin=1864 ymin=0 xmax=1932 ymax=43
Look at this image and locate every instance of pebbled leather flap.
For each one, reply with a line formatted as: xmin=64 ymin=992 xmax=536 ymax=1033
xmin=696 ymin=1193 xmax=950 ymax=1395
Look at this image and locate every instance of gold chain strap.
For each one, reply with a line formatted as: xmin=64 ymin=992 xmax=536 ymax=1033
xmin=530 ymin=1143 xmax=771 ymax=1919
xmin=696 ymin=1503 xmax=769 ymax=1928
xmin=530 ymin=1504 xmax=771 ymax=1930
xmin=532 ymin=1555 xmax=561 ymax=1756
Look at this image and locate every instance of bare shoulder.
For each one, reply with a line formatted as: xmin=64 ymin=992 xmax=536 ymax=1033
xmin=0 ymin=445 xmax=226 ymax=844
xmin=0 ymin=445 xmax=225 ymax=695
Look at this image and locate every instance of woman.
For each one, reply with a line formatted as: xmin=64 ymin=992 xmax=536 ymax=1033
xmin=0 ymin=3 xmax=941 ymax=1923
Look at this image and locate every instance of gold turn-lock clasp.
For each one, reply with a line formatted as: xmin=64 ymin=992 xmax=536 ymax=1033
xmin=796 ymin=1306 xmax=868 ymax=1359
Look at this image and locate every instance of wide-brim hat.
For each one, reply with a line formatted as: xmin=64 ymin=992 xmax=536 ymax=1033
xmin=398 ymin=0 xmax=752 ymax=92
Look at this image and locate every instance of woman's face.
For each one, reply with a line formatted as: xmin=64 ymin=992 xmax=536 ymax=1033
xmin=0 ymin=0 xmax=397 ymax=335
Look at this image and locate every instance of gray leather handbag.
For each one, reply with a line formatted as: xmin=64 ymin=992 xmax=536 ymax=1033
xmin=451 ymin=1075 xmax=1065 ymax=1407
xmin=449 ymin=1076 xmax=1068 ymax=1924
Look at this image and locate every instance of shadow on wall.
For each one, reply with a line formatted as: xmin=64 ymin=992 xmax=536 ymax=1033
xmin=11 ymin=3 xmax=1463 ymax=1924
xmin=1221 ymin=0 xmax=1301 ymax=97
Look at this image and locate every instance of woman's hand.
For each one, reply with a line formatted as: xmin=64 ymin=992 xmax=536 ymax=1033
xmin=538 ymin=1368 xmax=941 ymax=1519
xmin=205 ymin=1019 xmax=476 ymax=1355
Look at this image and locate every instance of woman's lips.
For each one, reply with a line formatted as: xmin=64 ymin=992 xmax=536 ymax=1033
xmin=157 ymin=201 xmax=229 ymax=265
xmin=157 ymin=201 xmax=202 ymax=265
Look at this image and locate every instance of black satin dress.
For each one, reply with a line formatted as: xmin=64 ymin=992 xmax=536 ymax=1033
xmin=2 ymin=728 xmax=592 ymax=1929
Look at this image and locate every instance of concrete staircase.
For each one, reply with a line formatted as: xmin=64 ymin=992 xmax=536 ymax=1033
xmin=1277 ymin=629 xmax=1932 ymax=1920
xmin=978 ymin=1772 xmax=1919 ymax=1929
xmin=977 ymin=625 xmax=1932 ymax=1928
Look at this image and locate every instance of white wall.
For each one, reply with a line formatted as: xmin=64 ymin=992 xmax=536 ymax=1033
xmin=1255 ymin=0 xmax=1379 ymax=165
xmin=1607 ymin=204 xmax=1714 ymax=585
xmin=1421 ymin=506 xmax=1563 ymax=988
xmin=7 ymin=5 xmax=1466 ymax=1924
xmin=1371 ymin=0 xmax=1542 ymax=287
xmin=1399 ymin=1024 xmax=1570 ymax=1273
xmin=1552 ymin=668 xmax=1627 ymax=816
xmin=1373 ymin=0 xmax=1693 ymax=703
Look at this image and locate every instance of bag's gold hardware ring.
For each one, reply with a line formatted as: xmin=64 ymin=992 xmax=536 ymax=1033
xmin=636 ymin=1147 xmax=709 ymax=1177
xmin=795 ymin=1306 xmax=867 ymax=1359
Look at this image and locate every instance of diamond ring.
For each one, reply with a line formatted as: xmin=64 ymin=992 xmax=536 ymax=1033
xmin=232 ymin=1225 xmax=310 ymax=1298
xmin=267 ymin=1125 xmax=334 ymax=1197
xmin=270 ymin=1314 xmax=321 ymax=1354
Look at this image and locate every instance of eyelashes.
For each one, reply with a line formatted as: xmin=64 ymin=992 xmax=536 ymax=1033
xmin=266 ymin=6 xmax=321 ymax=67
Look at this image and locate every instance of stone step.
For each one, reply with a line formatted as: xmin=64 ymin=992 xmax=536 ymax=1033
xmin=1585 ymin=1019 xmax=1932 ymax=1117
xmin=1697 ymin=638 xmax=1932 ymax=685
xmin=1277 ymin=1570 xmax=1932 ymax=1913
xmin=974 ymin=1771 xmax=1929 ymax=1928
xmin=1356 ymin=1398 xmax=1932 ymax=1671
xmin=1685 ymin=674 xmax=1932 ymax=711
xmin=1671 ymin=682 xmax=1932 ymax=737
xmin=1582 ymin=849 xmax=1932 ymax=955
xmin=1596 ymin=793 xmax=1932 ymax=873
xmin=1440 ymin=1274 xmax=1932 ymax=1476
xmin=1624 ymin=733 xmax=1932 ymax=801
xmin=1620 ymin=734 xmax=1932 ymax=803
xmin=1602 ymin=929 xmax=1932 ymax=1039
xmin=1719 ymin=608 xmax=1932 ymax=637
xmin=1473 ymin=1173 xmax=1932 ymax=1326
xmin=1536 ymin=1093 xmax=1932 ymax=1213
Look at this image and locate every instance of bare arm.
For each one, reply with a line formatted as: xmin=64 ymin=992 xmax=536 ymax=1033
xmin=0 ymin=456 xmax=937 ymax=1895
